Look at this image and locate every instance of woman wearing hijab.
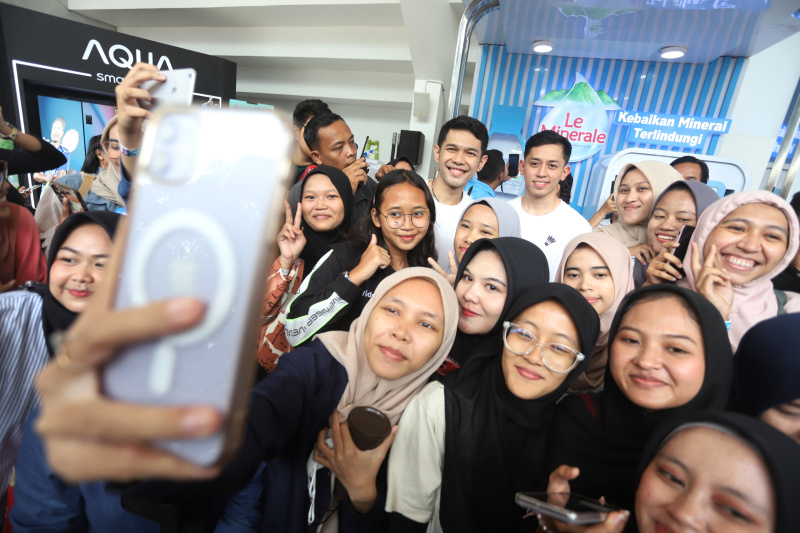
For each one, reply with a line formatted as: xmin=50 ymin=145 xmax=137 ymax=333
xmin=555 ymin=233 xmax=635 ymax=392
xmin=732 ymin=313 xmax=800 ymax=445
xmin=547 ymin=285 xmax=733 ymax=515
xmin=595 ymin=160 xmax=682 ymax=263
xmin=118 ymin=268 xmax=458 ymax=532
xmin=0 ymin=162 xmax=47 ymax=290
xmin=1 ymin=211 xmax=122 ymax=529
xmin=545 ymin=411 xmax=800 ymax=533
xmin=385 ymin=284 xmax=600 ymax=532
xmin=429 ymin=197 xmax=522 ymax=282
xmin=257 ymin=165 xmax=354 ymax=371
xmin=638 ymin=180 xmax=719 ymax=287
xmin=442 ymin=237 xmax=548 ymax=373
xmin=89 ymin=116 xmax=126 ymax=210
xmin=676 ymin=190 xmax=800 ymax=350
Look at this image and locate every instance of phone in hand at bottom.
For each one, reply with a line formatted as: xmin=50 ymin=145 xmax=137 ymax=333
xmin=515 ymin=492 xmax=622 ymax=525
xmin=102 ymin=107 xmax=293 ymax=468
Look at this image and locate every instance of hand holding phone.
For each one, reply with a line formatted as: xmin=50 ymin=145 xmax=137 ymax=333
xmin=138 ymin=68 xmax=197 ymax=111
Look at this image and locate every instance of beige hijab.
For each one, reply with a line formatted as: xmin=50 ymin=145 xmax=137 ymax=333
xmin=596 ymin=160 xmax=683 ymax=247
xmin=90 ymin=116 xmax=126 ymax=208
xmin=316 ymin=267 xmax=458 ymax=424
xmin=555 ymin=233 xmax=635 ymax=392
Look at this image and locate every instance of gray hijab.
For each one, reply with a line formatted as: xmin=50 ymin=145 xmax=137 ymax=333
xmin=650 ymin=179 xmax=720 ymax=219
xmin=456 ymin=197 xmax=522 ymax=239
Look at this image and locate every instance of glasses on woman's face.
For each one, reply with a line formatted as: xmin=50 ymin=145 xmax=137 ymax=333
xmin=502 ymin=321 xmax=584 ymax=374
xmin=377 ymin=209 xmax=430 ymax=229
xmin=101 ymin=140 xmax=121 ymax=155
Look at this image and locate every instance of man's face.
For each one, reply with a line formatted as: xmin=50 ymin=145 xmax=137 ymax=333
xmin=520 ymin=143 xmax=570 ymax=199
xmin=51 ymin=120 xmax=64 ymax=143
xmin=673 ymin=162 xmax=703 ymax=182
xmin=310 ymin=120 xmax=357 ymax=171
xmin=433 ymin=129 xmax=487 ymax=191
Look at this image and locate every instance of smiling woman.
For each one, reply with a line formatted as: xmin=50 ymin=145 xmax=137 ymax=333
xmin=546 ymin=284 xmax=733 ymax=516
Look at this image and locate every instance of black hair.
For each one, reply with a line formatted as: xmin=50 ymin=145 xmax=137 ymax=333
xmin=292 ymin=99 xmax=331 ymax=128
xmin=303 ymin=112 xmax=345 ymax=153
xmin=437 ymin=115 xmax=489 ymax=155
xmin=559 ymin=172 xmax=574 ymax=203
xmin=621 ymin=288 xmax=699 ymax=326
xmin=477 ymin=149 xmax=505 ymax=183
xmin=671 ymin=155 xmax=709 ymax=184
xmin=791 ymin=191 xmax=800 ymax=218
xmin=81 ymin=135 xmax=103 ymax=174
xmin=523 ymin=130 xmax=572 ymax=163
xmin=347 ymin=169 xmax=437 ymax=266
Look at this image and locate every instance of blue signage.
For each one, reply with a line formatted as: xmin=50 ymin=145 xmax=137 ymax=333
xmin=615 ymin=111 xmax=731 ymax=149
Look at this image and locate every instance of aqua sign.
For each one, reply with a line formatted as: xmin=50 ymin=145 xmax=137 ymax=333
xmin=615 ymin=111 xmax=731 ymax=149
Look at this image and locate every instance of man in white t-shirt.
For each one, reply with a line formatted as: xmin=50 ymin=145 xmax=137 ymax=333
xmin=508 ymin=130 xmax=591 ymax=281
xmin=427 ymin=116 xmax=489 ymax=272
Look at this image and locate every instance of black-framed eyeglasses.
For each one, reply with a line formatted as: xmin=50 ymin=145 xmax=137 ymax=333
xmin=377 ymin=209 xmax=430 ymax=228
xmin=502 ymin=321 xmax=584 ymax=374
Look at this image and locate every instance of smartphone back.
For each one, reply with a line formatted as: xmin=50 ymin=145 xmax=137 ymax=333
xmin=103 ymin=107 xmax=292 ymax=467
xmin=139 ymin=68 xmax=196 ymax=111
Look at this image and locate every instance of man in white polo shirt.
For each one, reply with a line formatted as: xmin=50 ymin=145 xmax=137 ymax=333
xmin=428 ymin=116 xmax=488 ymax=271
xmin=509 ymin=130 xmax=591 ymax=281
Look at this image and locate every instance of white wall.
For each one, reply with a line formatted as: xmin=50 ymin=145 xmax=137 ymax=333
xmin=718 ymin=32 xmax=800 ymax=190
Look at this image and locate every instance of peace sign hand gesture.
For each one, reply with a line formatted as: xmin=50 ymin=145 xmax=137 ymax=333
xmin=691 ymin=242 xmax=734 ymax=321
xmin=277 ymin=201 xmax=306 ymax=270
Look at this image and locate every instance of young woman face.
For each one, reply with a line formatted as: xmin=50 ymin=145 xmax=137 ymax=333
xmin=760 ymin=399 xmax=800 ymax=445
xmin=647 ymin=189 xmax=697 ymax=254
xmin=617 ymin=168 xmax=654 ymax=225
xmin=102 ymin=124 xmax=122 ymax=168
xmin=363 ymin=277 xmax=445 ymax=381
xmin=453 ymin=204 xmax=500 ymax=263
xmin=48 ymin=223 xmax=113 ymax=313
xmin=501 ymin=299 xmax=581 ymax=400
xmin=300 ymin=173 xmax=345 ymax=232
xmin=562 ymin=246 xmax=615 ymax=315
xmin=610 ymin=296 xmax=705 ymax=410
xmin=455 ymin=249 xmax=507 ymax=335
xmin=371 ymin=182 xmax=429 ymax=257
xmin=703 ymin=203 xmax=789 ymax=286
xmin=636 ymin=426 xmax=774 ymax=533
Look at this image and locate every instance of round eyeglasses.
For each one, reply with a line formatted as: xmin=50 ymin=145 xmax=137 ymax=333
xmin=101 ymin=140 xmax=121 ymax=155
xmin=502 ymin=321 xmax=584 ymax=374
xmin=377 ymin=209 xmax=430 ymax=229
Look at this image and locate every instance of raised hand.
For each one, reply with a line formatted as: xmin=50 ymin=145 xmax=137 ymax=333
xmin=690 ymin=242 xmax=733 ymax=320
xmin=427 ymin=250 xmax=457 ymax=287
xmin=347 ymin=234 xmax=391 ymax=286
xmin=343 ymin=158 xmax=369 ymax=193
xmin=645 ymin=240 xmax=683 ymax=284
xmin=629 ymin=243 xmax=656 ymax=266
xmin=277 ymin=201 xmax=306 ymax=270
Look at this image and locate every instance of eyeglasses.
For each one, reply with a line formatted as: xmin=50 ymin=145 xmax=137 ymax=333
xmin=502 ymin=321 xmax=584 ymax=374
xmin=377 ymin=209 xmax=430 ymax=229
xmin=101 ymin=140 xmax=121 ymax=155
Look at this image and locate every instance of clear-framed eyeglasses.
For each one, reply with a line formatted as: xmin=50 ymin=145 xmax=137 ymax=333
xmin=101 ymin=140 xmax=121 ymax=155
xmin=377 ymin=209 xmax=430 ymax=229
xmin=502 ymin=321 xmax=584 ymax=374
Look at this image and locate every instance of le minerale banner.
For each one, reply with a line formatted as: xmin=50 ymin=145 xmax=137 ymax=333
xmin=615 ymin=111 xmax=731 ymax=149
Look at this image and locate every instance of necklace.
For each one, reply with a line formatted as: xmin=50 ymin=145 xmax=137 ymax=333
xmin=430 ymin=179 xmax=462 ymax=205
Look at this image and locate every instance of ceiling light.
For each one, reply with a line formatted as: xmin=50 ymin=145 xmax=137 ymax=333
xmin=532 ymin=41 xmax=554 ymax=54
xmin=659 ymin=46 xmax=687 ymax=59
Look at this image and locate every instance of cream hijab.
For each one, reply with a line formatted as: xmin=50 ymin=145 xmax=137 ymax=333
xmin=596 ymin=160 xmax=683 ymax=247
xmin=677 ymin=191 xmax=800 ymax=350
xmin=90 ymin=116 xmax=126 ymax=208
xmin=316 ymin=267 xmax=459 ymax=424
xmin=555 ymin=233 xmax=635 ymax=391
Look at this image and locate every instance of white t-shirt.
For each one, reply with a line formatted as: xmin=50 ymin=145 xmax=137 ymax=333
xmin=508 ymin=197 xmax=592 ymax=281
xmin=431 ymin=187 xmax=473 ymax=272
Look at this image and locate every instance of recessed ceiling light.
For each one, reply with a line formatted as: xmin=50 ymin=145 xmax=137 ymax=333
xmin=659 ymin=46 xmax=687 ymax=59
xmin=532 ymin=40 xmax=554 ymax=54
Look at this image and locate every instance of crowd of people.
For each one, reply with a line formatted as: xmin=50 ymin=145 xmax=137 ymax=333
xmin=1 ymin=62 xmax=799 ymax=533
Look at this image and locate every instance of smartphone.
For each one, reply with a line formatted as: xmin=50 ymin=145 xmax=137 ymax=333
xmin=515 ymin=492 xmax=622 ymax=525
xmin=507 ymin=153 xmax=520 ymax=177
xmin=102 ymin=107 xmax=294 ymax=467
xmin=139 ymin=68 xmax=197 ymax=111
xmin=50 ymin=181 xmax=88 ymax=212
xmin=672 ymin=225 xmax=695 ymax=278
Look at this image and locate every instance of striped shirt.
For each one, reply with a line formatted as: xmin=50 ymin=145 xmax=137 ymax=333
xmin=0 ymin=291 xmax=49 ymax=497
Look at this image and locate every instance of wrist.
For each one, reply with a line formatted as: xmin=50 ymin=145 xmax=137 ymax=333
xmin=278 ymin=256 xmax=294 ymax=270
xmin=348 ymin=486 xmax=377 ymax=514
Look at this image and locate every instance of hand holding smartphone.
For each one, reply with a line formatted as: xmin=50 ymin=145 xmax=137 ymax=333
xmin=516 ymin=492 xmax=622 ymax=525
xmin=138 ymin=68 xmax=197 ymax=111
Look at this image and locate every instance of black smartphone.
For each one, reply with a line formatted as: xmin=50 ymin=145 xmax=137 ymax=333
xmin=672 ymin=226 xmax=695 ymax=278
xmin=508 ymin=153 xmax=519 ymax=177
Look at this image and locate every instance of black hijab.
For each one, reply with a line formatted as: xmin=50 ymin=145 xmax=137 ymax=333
xmin=297 ymin=165 xmax=354 ymax=271
xmin=448 ymin=237 xmax=549 ymax=365
xmin=731 ymin=313 xmax=800 ymax=417
xmin=439 ymin=284 xmax=600 ymax=533
xmin=547 ymin=285 xmax=733 ymax=515
xmin=29 ymin=211 xmax=120 ymax=356
xmin=639 ymin=411 xmax=800 ymax=533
